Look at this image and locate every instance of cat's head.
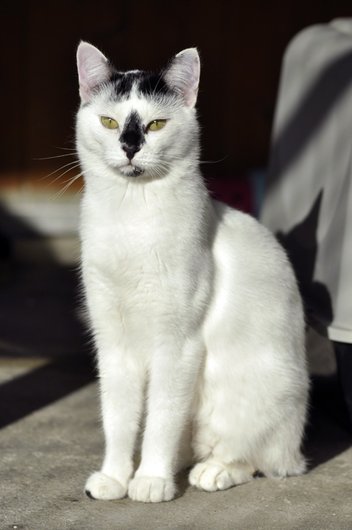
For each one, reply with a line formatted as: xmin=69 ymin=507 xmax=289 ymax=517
xmin=76 ymin=42 xmax=200 ymax=181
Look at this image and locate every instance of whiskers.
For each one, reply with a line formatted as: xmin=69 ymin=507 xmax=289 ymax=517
xmin=146 ymin=158 xmax=170 ymax=180
xmin=165 ymin=154 xmax=229 ymax=166
xmin=138 ymin=153 xmax=228 ymax=180
xmin=36 ymin=148 xmax=83 ymax=198
xmin=199 ymin=155 xmax=229 ymax=165
xmin=134 ymin=155 xmax=171 ymax=180
xmin=53 ymin=171 xmax=84 ymax=199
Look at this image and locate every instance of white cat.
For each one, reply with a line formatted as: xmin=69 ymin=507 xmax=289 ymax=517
xmin=76 ymin=42 xmax=309 ymax=503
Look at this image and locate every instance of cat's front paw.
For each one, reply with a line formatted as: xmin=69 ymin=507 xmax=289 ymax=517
xmin=85 ymin=471 xmax=127 ymax=500
xmin=128 ymin=476 xmax=176 ymax=503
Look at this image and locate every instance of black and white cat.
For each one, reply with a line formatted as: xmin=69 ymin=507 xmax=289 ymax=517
xmin=76 ymin=42 xmax=309 ymax=503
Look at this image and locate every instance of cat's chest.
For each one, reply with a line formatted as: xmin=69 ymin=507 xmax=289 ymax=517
xmin=80 ymin=188 xmax=212 ymax=329
xmin=82 ymin=197 xmax=190 ymax=287
xmin=84 ymin=206 xmax=175 ymax=263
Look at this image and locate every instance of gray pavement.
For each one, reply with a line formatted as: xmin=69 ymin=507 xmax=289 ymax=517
xmin=1 ymin=238 xmax=352 ymax=529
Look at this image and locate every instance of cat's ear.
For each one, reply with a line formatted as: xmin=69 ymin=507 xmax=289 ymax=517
xmin=76 ymin=41 xmax=111 ymax=103
xmin=164 ymin=48 xmax=200 ymax=108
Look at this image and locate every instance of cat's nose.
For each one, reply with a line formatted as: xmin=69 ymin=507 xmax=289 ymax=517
xmin=121 ymin=143 xmax=140 ymax=160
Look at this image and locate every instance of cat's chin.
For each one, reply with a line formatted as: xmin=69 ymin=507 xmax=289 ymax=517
xmin=117 ymin=164 xmax=167 ymax=181
xmin=119 ymin=165 xmax=145 ymax=178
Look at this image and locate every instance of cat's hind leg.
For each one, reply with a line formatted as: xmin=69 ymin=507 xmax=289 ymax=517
xmin=254 ymin=407 xmax=308 ymax=479
xmin=189 ymin=459 xmax=254 ymax=492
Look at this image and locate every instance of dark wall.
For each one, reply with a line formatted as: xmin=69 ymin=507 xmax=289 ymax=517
xmin=1 ymin=0 xmax=352 ymax=180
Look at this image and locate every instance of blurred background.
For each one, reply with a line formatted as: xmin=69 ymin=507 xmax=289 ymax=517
xmin=1 ymin=1 xmax=352 ymax=220
xmin=1 ymin=0 xmax=352 ymax=422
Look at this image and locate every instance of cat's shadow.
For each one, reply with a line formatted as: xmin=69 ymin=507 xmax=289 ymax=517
xmin=276 ymin=190 xmax=334 ymax=332
xmin=305 ymin=373 xmax=352 ymax=470
xmin=0 ymin=202 xmax=93 ymax=429
xmin=273 ymin=190 xmax=351 ymax=469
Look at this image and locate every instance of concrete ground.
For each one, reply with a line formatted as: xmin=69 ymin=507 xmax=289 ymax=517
xmin=1 ymin=237 xmax=352 ymax=530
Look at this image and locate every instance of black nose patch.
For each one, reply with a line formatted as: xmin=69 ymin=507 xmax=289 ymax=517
xmin=120 ymin=112 xmax=144 ymax=158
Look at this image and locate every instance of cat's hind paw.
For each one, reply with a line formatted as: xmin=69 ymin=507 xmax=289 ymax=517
xmin=85 ymin=471 xmax=127 ymax=500
xmin=128 ymin=476 xmax=176 ymax=503
xmin=189 ymin=461 xmax=253 ymax=492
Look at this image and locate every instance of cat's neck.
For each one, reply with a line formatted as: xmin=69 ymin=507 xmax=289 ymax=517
xmin=80 ymin=159 xmax=212 ymax=245
xmin=82 ymin=156 xmax=205 ymax=204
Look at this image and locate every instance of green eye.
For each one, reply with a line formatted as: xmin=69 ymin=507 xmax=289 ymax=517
xmin=147 ymin=119 xmax=167 ymax=132
xmin=100 ymin=116 xmax=119 ymax=129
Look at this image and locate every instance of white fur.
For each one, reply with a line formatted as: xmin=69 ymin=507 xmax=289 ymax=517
xmin=76 ymin=43 xmax=309 ymax=503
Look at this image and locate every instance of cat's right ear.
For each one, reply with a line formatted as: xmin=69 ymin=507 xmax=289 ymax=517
xmin=76 ymin=41 xmax=111 ymax=103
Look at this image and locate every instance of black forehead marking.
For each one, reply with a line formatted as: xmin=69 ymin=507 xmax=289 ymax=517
xmin=110 ymin=71 xmax=136 ymax=97
xmin=137 ymin=71 xmax=171 ymax=97
xmin=120 ymin=111 xmax=144 ymax=147
xmin=109 ymin=70 xmax=173 ymax=99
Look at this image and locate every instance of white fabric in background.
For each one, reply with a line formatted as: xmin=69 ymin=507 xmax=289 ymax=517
xmin=261 ymin=21 xmax=352 ymax=343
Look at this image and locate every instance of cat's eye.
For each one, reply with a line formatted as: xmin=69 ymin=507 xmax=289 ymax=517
xmin=100 ymin=116 xmax=119 ymax=129
xmin=147 ymin=119 xmax=167 ymax=132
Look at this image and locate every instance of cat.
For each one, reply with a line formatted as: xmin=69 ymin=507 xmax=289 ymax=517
xmin=76 ymin=41 xmax=309 ymax=503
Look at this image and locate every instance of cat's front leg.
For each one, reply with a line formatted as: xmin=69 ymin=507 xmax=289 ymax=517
xmin=128 ymin=335 xmax=202 ymax=503
xmin=85 ymin=348 xmax=144 ymax=500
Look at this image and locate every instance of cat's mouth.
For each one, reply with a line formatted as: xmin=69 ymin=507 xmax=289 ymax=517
xmin=119 ymin=164 xmax=145 ymax=178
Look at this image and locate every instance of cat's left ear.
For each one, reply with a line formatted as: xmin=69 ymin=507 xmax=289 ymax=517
xmin=76 ymin=41 xmax=111 ymax=103
xmin=164 ymin=48 xmax=200 ymax=108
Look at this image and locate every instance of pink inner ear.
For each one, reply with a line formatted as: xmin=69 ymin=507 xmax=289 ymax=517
xmin=164 ymin=48 xmax=200 ymax=108
xmin=77 ymin=42 xmax=110 ymax=103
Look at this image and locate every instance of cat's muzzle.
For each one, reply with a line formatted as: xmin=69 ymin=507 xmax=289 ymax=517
xmin=123 ymin=165 xmax=144 ymax=177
